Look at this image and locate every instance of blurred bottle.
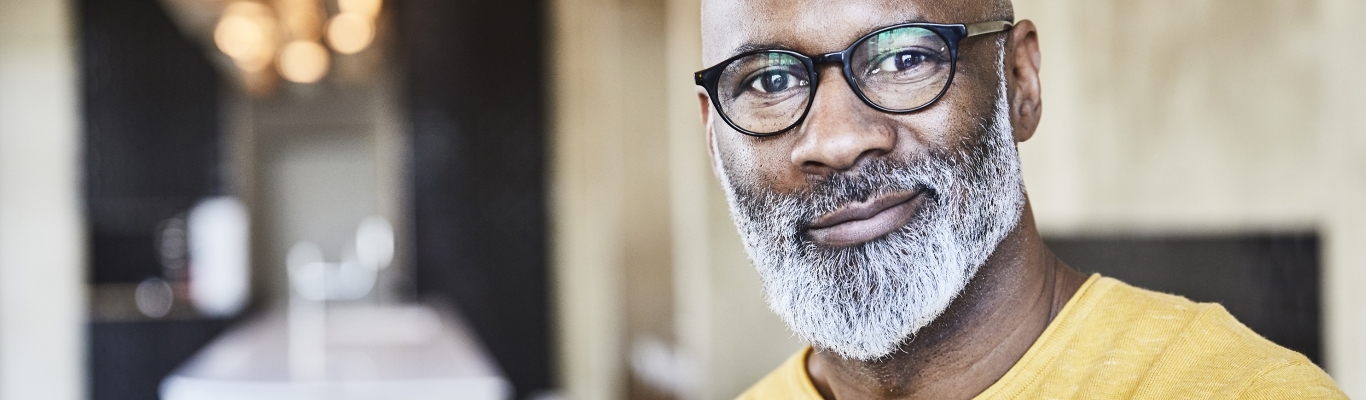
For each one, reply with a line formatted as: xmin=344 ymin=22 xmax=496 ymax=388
xmin=185 ymin=197 xmax=251 ymax=317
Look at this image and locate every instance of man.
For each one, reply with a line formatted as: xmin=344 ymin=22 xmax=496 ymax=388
xmin=692 ymin=0 xmax=1346 ymax=398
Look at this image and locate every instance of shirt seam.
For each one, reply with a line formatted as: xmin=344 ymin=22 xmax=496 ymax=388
xmin=1228 ymin=359 xmax=1305 ymax=398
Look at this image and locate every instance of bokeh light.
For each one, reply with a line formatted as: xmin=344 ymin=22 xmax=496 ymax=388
xmin=135 ymin=278 xmax=174 ymax=318
xmin=338 ymin=0 xmax=383 ymax=18
xmin=326 ymin=12 xmax=375 ymax=54
xmin=213 ymin=15 xmax=261 ymax=60
xmin=213 ymin=2 xmax=277 ymax=72
xmin=277 ymin=40 xmax=330 ymax=83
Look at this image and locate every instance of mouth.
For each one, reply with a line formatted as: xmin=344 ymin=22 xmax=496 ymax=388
xmin=806 ymin=190 xmax=926 ymax=248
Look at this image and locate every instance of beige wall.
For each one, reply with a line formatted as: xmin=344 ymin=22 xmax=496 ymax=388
xmin=1018 ymin=0 xmax=1327 ymax=231
xmin=549 ymin=0 xmax=630 ymax=397
xmin=1014 ymin=0 xmax=1366 ymax=395
xmin=553 ymin=0 xmax=1366 ymax=398
xmin=0 ymin=0 xmax=85 ymax=398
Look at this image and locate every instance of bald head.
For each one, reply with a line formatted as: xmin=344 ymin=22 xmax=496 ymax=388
xmin=701 ymin=0 xmax=1013 ymax=64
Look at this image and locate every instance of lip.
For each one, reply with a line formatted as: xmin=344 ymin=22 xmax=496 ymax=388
xmin=807 ymin=190 xmax=924 ymax=247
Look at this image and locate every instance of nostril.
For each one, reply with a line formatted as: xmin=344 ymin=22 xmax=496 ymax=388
xmin=801 ymin=160 xmax=831 ymax=175
xmin=853 ymin=148 xmax=889 ymax=166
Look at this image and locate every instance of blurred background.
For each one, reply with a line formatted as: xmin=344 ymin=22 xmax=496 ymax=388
xmin=0 ymin=0 xmax=1363 ymax=399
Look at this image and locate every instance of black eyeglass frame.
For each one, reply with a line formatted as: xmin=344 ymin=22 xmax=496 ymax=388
xmin=694 ymin=21 xmax=1013 ymax=137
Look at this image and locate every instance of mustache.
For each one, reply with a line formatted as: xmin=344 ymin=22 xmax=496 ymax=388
xmin=734 ymin=155 xmax=952 ymax=229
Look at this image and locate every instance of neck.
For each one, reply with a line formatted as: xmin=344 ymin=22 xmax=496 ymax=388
xmin=807 ymin=201 xmax=1088 ymax=400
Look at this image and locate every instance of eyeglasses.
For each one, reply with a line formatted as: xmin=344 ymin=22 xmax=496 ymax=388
xmin=695 ymin=21 xmax=1013 ymax=136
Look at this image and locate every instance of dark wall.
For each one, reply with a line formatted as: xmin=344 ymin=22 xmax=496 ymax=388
xmin=88 ymin=319 xmax=234 ymax=400
xmin=83 ymin=0 xmax=221 ymax=284
xmin=81 ymin=0 xmax=228 ymax=399
xmin=1048 ymin=233 xmax=1321 ymax=364
xmin=396 ymin=0 xmax=552 ymax=396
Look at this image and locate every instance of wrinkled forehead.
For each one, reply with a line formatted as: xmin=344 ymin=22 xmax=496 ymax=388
xmin=701 ymin=0 xmax=996 ymax=64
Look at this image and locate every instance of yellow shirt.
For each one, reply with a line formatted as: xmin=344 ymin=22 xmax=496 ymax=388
xmin=737 ymin=275 xmax=1346 ymax=399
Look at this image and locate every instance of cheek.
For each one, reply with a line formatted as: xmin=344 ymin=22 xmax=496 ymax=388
xmin=713 ymin=123 xmax=801 ymax=192
xmin=883 ymin=105 xmax=956 ymax=155
xmin=885 ymin=76 xmax=996 ymax=154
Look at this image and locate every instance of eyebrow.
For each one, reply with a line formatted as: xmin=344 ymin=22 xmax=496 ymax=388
xmin=723 ymin=18 xmax=931 ymax=60
xmin=724 ymin=42 xmax=795 ymax=59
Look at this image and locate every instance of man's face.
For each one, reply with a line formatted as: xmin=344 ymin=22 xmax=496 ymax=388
xmin=701 ymin=0 xmax=1027 ymax=360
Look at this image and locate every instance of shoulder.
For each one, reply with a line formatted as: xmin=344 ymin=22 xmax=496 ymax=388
xmin=735 ymin=346 xmax=823 ymax=400
xmin=983 ymin=276 xmax=1344 ymax=398
xmin=1091 ymin=277 xmax=1295 ymax=364
xmin=1083 ymin=277 xmax=1345 ymax=398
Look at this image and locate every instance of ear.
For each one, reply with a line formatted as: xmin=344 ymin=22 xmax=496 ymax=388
xmin=1005 ymin=19 xmax=1042 ymax=143
xmin=698 ymin=87 xmax=727 ymax=183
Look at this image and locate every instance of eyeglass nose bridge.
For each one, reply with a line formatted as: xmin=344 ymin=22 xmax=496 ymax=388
xmin=806 ymin=51 xmax=855 ymax=94
xmin=804 ymin=52 xmax=848 ymax=87
xmin=810 ymin=51 xmax=846 ymax=65
xmin=805 ymin=51 xmax=872 ymax=110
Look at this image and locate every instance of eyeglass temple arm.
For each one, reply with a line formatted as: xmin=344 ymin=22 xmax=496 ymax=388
xmin=966 ymin=21 xmax=1013 ymax=37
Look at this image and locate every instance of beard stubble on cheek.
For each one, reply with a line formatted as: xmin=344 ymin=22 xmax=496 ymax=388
xmin=716 ymin=65 xmax=1026 ymax=361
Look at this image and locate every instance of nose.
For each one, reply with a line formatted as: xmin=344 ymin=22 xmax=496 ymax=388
xmin=789 ymin=68 xmax=897 ymax=176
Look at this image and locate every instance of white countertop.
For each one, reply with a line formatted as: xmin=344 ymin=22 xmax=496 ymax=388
xmin=161 ymin=303 xmax=511 ymax=400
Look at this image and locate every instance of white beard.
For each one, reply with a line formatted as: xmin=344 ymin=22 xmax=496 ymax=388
xmin=718 ymin=51 xmax=1025 ymax=361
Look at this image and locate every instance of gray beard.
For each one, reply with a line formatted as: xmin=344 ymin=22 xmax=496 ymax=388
xmin=718 ymin=67 xmax=1025 ymax=361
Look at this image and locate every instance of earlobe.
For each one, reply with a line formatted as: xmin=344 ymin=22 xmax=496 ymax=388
xmin=697 ymin=89 xmax=714 ymax=140
xmin=698 ymin=90 xmax=716 ymax=159
xmin=1007 ymin=20 xmax=1043 ymax=143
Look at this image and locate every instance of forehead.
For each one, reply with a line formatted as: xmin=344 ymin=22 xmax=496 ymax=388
xmin=701 ymin=0 xmax=991 ymax=63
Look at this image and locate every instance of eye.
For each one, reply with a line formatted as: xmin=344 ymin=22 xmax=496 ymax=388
xmin=747 ymin=69 xmax=807 ymax=94
xmin=871 ymin=50 xmax=931 ymax=75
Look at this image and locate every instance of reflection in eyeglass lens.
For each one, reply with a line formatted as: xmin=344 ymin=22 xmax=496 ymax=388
xmin=853 ymin=27 xmax=952 ymax=110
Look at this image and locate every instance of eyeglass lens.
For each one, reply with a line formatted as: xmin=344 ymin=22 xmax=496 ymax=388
xmin=716 ymin=52 xmax=813 ymax=134
xmin=850 ymin=27 xmax=952 ymax=110
xmin=714 ymin=26 xmax=952 ymax=134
